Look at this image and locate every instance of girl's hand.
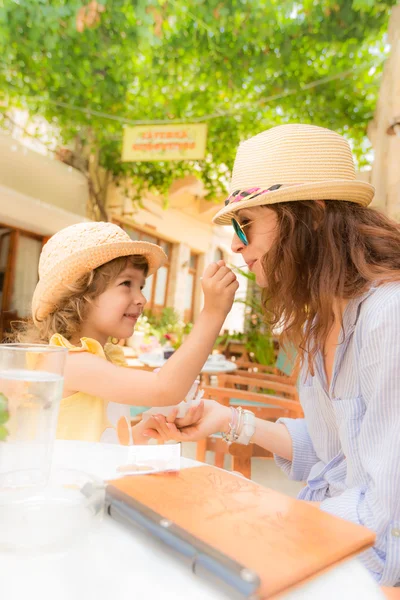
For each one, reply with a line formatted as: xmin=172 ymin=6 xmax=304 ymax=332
xmin=144 ymin=399 xmax=231 ymax=442
xmin=142 ymin=401 xmax=205 ymax=442
xmin=202 ymin=260 xmax=239 ymax=319
xmin=132 ymin=415 xmax=160 ymax=444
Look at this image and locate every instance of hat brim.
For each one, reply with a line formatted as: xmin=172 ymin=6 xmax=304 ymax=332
xmin=32 ymin=240 xmax=167 ymax=323
xmin=212 ymin=180 xmax=375 ymax=225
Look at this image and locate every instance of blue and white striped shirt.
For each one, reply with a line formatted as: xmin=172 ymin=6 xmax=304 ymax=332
xmin=275 ymin=282 xmax=400 ymax=585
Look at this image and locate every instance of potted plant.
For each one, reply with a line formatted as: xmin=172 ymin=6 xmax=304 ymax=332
xmin=0 ymin=393 xmax=9 ymax=441
xmin=141 ymin=308 xmax=194 ymax=356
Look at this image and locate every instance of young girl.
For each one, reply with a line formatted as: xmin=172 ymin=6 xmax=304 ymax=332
xmin=146 ymin=124 xmax=400 ymax=589
xmin=20 ymin=221 xmax=238 ymax=445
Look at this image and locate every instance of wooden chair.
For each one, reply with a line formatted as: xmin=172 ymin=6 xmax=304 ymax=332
xmin=217 ymin=373 xmax=300 ymax=408
xmin=236 ymin=343 xmax=299 ymax=386
xmin=197 ymin=437 xmax=273 ymax=480
xmin=223 ymin=340 xmax=250 ymax=362
xmin=196 ymin=373 xmax=303 ymax=478
xmin=236 ymin=360 xmax=297 ymax=384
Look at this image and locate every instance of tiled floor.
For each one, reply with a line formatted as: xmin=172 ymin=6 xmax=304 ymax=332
xmin=181 ymin=442 xmax=304 ymax=498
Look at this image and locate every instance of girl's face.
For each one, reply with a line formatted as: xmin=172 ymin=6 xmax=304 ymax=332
xmin=83 ymin=265 xmax=147 ymax=344
xmin=230 ymin=206 xmax=278 ymax=287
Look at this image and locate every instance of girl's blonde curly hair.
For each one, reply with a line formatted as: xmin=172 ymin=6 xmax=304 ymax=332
xmin=13 ymin=255 xmax=149 ymax=344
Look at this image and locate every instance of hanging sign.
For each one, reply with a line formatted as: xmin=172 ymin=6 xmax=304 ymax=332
xmin=121 ymin=123 xmax=207 ymax=162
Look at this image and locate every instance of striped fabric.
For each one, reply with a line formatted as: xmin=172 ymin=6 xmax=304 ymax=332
xmin=275 ymin=282 xmax=400 ymax=585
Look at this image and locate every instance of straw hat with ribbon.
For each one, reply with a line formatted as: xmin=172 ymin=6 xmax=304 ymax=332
xmin=32 ymin=221 xmax=167 ymax=323
xmin=213 ymin=124 xmax=375 ymax=225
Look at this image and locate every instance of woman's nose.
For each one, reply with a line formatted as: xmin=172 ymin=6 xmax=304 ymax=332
xmin=231 ymin=232 xmax=246 ymax=254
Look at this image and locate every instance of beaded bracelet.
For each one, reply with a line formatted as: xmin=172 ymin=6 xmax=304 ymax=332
xmin=221 ymin=406 xmax=256 ymax=446
xmin=221 ymin=406 xmax=240 ymax=444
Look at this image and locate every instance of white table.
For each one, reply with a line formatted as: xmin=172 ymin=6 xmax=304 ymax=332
xmin=136 ymin=352 xmax=238 ymax=374
xmin=1 ymin=441 xmax=384 ymax=600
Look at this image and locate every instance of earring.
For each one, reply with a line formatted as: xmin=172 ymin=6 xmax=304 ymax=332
xmin=111 ymin=337 xmax=119 ymax=345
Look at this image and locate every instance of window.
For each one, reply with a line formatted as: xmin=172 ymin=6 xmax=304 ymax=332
xmin=10 ymin=234 xmax=42 ymax=318
xmin=0 ymin=230 xmax=11 ymax=312
xmin=184 ymin=252 xmax=198 ymax=323
xmin=122 ymin=225 xmax=172 ymax=313
xmin=0 ymin=224 xmax=46 ymax=339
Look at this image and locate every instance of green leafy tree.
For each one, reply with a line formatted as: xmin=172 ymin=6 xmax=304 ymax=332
xmin=0 ymin=0 xmax=395 ymax=214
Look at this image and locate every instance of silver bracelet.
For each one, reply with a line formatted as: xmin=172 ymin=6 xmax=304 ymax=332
xmin=236 ymin=408 xmax=256 ymax=446
xmin=221 ymin=407 xmax=239 ymax=444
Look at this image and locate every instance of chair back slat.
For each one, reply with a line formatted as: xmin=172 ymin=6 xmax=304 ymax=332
xmin=218 ymin=373 xmax=298 ymax=399
xmin=200 ymin=385 xmax=303 ymax=417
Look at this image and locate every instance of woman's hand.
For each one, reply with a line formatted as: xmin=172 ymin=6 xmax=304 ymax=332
xmin=143 ymin=399 xmax=231 ymax=442
xmin=141 ymin=401 xmax=206 ymax=442
xmin=381 ymin=587 xmax=400 ymax=599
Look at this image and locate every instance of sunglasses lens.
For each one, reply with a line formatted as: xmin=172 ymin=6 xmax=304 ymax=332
xmin=232 ymin=219 xmax=248 ymax=245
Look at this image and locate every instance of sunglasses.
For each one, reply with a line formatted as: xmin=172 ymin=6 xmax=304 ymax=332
xmin=226 ymin=184 xmax=283 ymax=245
xmin=231 ymin=217 xmax=258 ymax=246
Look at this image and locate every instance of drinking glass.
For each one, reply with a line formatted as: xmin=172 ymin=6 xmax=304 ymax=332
xmin=0 ymin=343 xmax=67 ymax=480
xmin=0 ymin=344 xmax=104 ymax=553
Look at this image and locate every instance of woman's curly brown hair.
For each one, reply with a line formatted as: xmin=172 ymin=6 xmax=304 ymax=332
xmin=259 ymin=200 xmax=400 ymax=373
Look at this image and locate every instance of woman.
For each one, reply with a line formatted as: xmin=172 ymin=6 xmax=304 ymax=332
xmin=147 ymin=124 xmax=400 ymax=589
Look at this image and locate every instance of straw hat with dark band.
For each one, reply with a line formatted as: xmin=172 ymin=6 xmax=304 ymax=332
xmin=32 ymin=221 xmax=167 ymax=323
xmin=213 ymin=124 xmax=375 ymax=225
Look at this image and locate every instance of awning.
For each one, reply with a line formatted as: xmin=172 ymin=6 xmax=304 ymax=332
xmin=0 ymin=183 xmax=89 ymax=236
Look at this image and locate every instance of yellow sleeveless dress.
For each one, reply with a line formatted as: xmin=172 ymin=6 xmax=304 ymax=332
xmin=50 ymin=334 xmax=133 ymax=445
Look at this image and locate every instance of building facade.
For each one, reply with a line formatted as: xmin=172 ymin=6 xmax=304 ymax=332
xmin=0 ymin=132 xmax=89 ymax=336
xmin=368 ymin=5 xmax=400 ymax=221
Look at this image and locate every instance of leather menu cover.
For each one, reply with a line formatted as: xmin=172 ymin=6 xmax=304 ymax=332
xmin=108 ymin=465 xmax=375 ymax=598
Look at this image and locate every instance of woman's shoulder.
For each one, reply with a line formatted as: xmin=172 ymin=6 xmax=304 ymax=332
xmin=359 ymin=281 xmax=400 ymax=326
